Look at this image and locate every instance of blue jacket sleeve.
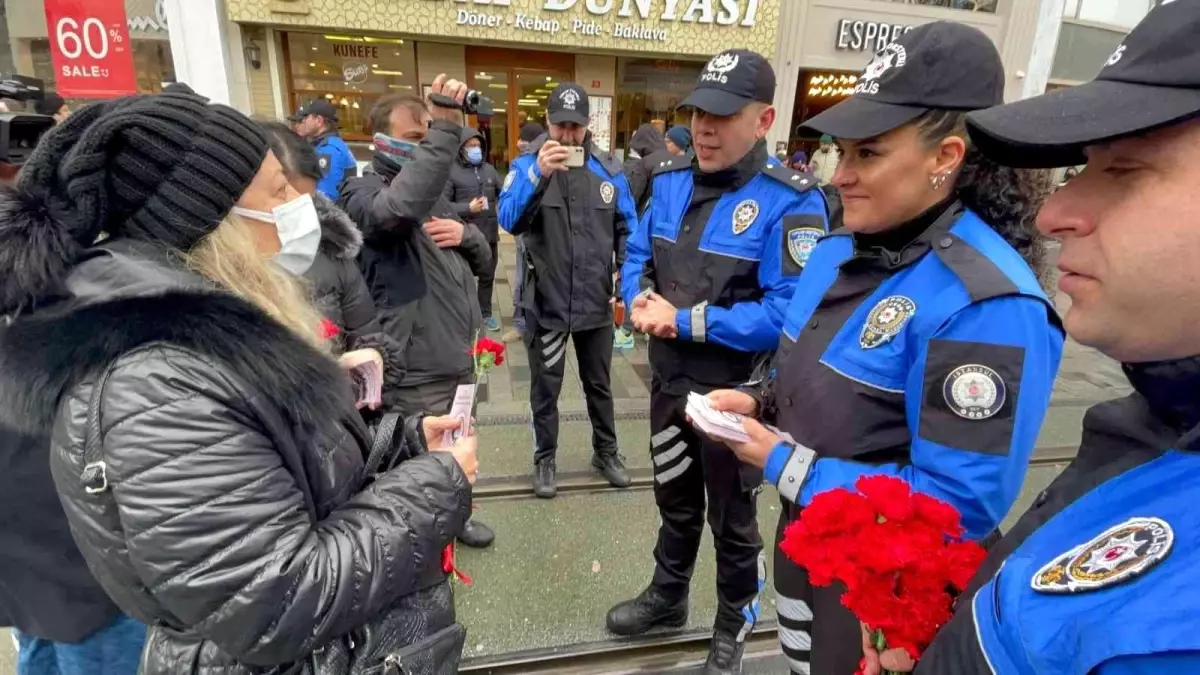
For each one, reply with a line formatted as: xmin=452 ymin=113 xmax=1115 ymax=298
xmin=620 ymin=179 xmax=656 ymax=309
xmin=1093 ymin=652 xmax=1200 ymax=674
xmin=497 ymin=155 xmax=546 ymax=236
xmin=764 ymin=295 xmax=1064 ymax=540
xmin=612 ymin=172 xmax=637 ymax=274
xmin=676 ymin=190 xmax=828 ymax=352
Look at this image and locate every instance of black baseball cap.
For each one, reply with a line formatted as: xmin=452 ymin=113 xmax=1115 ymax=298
xmin=968 ymin=1 xmax=1200 ymax=168
xmin=804 ymin=21 xmax=1003 ymax=140
xmin=288 ymin=98 xmax=338 ymax=123
xmin=679 ymin=49 xmax=775 ymax=116
xmin=547 ymin=83 xmax=589 ymax=126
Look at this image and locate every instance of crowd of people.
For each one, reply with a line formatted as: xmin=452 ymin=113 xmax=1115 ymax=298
xmin=0 ymin=1 xmax=1199 ymax=673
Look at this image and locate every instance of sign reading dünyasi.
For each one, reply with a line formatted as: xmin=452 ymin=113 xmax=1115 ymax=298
xmin=226 ymin=0 xmax=781 ymax=57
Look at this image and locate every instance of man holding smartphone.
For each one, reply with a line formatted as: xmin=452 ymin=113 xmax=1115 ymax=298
xmin=498 ymin=83 xmax=640 ymax=498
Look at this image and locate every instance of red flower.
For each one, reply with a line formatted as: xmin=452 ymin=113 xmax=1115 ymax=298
xmin=319 ymin=318 xmax=341 ymax=341
xmin=779 ymin=478 xmax=986 ymax=664
xmin=471 ymin=337 xmax=506 ymax=367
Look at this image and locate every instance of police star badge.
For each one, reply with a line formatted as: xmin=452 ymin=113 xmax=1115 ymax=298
xmin=600 ymin=181 xmax=615 ymax=205
xmin=787 ymin=228 xmax=823 ymax=268
xmin=1031 ymin=517 xmax=1174 ymax=594
xmin=943 ymin=364 xmax=1006 ymax=420
xmin=859 ymin=296 xmax=916 ymax=349
xmin=732 ymin=199 xmax=759 ymax=235
xmin=318 ymin=155 xmax=330 ymax=172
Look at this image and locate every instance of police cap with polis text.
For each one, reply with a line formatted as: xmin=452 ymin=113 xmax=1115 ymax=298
xmin=547 ymin=83 xmax=589 ymax=126
xmin=678 ymin=49 xmax=775 ymax=117
xmin=803 ymin=21 xmax=1003 ymax=140
xmin=967 ymin=0 xmax=1200 ymax=169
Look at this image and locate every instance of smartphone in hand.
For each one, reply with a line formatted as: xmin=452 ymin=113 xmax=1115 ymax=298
xmin=564 ymin=145 xmax=586 ymax=168
xmin=350 ymin=360 xmax=383 ymax=410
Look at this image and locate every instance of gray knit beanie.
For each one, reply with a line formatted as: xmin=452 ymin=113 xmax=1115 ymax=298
xmin=0 ymin=91 xmax=268 ymax=313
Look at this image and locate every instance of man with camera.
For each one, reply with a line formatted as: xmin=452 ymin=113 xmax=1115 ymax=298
xmin=338 ymin=74 xmax=496 ymax=548
xmin=497 ymin=83 xmax=639 ymax=498
xmin=291 ymin=98 xmax=357 ymax=201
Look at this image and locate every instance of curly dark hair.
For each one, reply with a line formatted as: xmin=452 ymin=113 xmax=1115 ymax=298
xmin=915 ymin=110 xmax=1057 ymax=294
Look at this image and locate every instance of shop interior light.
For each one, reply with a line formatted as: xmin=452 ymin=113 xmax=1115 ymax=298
xmin=488 ymin=83 xmax=508 ymax=90
xmin=308 ymin=62 xmax=315 ymax=67
xmin=352 ymin=102 xmax=360 ymax=109
xmin=476 ymin=72 xmax=493 ymax=80
xmin=546 ymin=81 xmax=559 ymax=87
xmin=339 ymin=97 xmax=349 ymax=106
xmin=545 ymin=76 xmax=551 ymax=81
xmin=372 ymin=69 xmax=404 ymax=76
xmin=323 ymin=70 xmax=330 ymax=75
xmin=324 ymin=35 xmax=358 ymax=41
xmin=363 ymin=36 xmax=404 ymax=44
xmin=388 ymin=84 xmax=413 ymax=90
xmin=494 ymin=108 xmax=506 ymax=113
xmin=324 ymin=93 xmax=334 ymax=99
xmin=311 ymin=46 xmax=318 ymax=51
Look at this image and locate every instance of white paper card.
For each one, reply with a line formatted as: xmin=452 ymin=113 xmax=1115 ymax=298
xmin=441 ymin=383 xmax=477 ymax=446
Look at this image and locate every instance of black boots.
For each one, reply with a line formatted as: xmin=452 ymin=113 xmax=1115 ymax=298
xmin=455 ymin=520 xmax=495 ymax=549
xmin=704 ymin=629 xmax=745 ymax=674
xmin=592 ymin=452 xmax=631 ymax=488
xmin=533 ymin=458 xmax=557 ymax=499
xmin=605 ymin=586 xmax=688 ymax=636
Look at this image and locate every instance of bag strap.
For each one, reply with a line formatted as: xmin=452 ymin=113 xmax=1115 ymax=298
xmin=363 ymin=412 xmax=403 ymax=479
xmin=80 ymin=364 xmax=119 ymax=494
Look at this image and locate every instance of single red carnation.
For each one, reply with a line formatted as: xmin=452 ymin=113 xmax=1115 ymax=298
xmin=470 ymin=337 xmax=507 ymax=367
xmin=319 ymin=318 xmax=341 ymax=341
xmin=856 ymin=475 xmax=915 ymax=523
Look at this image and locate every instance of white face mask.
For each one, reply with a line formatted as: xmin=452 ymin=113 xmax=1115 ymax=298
xmin=231 ymin=193 xmax=322 ymax=276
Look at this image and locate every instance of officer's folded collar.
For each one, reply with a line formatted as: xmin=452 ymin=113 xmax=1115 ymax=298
xmin=800 ymin=96 xmax=929 ymax=141
xmin=967 ymin=80 xmax=1200 ymax=169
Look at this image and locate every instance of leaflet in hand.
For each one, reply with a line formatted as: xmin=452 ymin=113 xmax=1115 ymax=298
xmin=350 ymin=360 xmax=383 ymax=409
xmin=686 ymin=392 xmax=750 ymax=443
xmin=441 ymin=383 xmax=477 ymax=446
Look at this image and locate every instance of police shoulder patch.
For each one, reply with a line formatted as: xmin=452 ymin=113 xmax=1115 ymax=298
xmin=600 ymin=181 xmax=615 ymax=205
xmin=761 ymin=163 xmax=816 ymax=193
xmin=318 ymin=154 xmax=331 ymax=173
xmin=859 ymin=296 xmax=916 ymax=349
xmin=502 ymin=170 xmax=516 ymax=192
xmin=732 ymin=199 xmax=759 ymax=235
xmin=943 ymin=364 xmax=1006 ymax=420
xmin=1031 ymin=517 xmax=1174 ymax=594
xmin=786 ymin=227 xmax=823 ymax=268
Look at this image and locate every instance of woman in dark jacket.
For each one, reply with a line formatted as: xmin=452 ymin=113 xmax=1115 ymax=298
xmin=441 ymin=129 xmax=503 ymax=331
xmin=259 ymin=121 xmax=405 ymax=394
xmin=0 ymin=93 xmax=477 ymax=674
xmin=622 ymin=122 xmax=666 ymax=214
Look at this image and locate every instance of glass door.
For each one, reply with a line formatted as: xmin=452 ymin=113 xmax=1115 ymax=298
xmin=470 ymin=69 xmax=510 ymax=171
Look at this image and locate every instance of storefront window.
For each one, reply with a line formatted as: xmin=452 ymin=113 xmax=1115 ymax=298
xmin=1064 ymin=0 xmax=1153 ymax=28
xmin=283 ymin=32 xmax=418 ymax=140
xmin=614 ymin=58 xmax=702 ymax=156
xmin=885 ymin=0 xmax=997 ymax=12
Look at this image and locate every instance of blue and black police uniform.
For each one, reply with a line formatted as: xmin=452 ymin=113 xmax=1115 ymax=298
xmin=913 ymin=3 xmax=1200 ymax=672
xmin=497 ymin=83 xmax=638 ymax=477
xmin=313 ymin=130 xmax=357 ymax=201
xmin=740 ymin=23 xmax=1067 ymax=675
xmin=613 ymin=50 xmax=830 ymax=648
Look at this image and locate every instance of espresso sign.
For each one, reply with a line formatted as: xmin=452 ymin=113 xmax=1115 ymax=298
xmin=835 ymin=19 xmax=914 ymax=52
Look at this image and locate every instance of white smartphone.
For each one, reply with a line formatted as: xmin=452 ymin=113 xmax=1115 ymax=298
xmin=480 ymin=196 xmax=489 ymax=210
xmin=564 ymin=145 xmax=586 ymax=168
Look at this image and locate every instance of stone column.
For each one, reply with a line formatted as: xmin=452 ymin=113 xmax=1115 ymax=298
xmin=163 ymin=0 xmax=236 ymax=105
xmin=997 ymin=0 xmax=1066 ymax=101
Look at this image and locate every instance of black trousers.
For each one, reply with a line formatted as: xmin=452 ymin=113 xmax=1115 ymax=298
xmin=773 ymin=506 xmax=862 ymax=675
xmin=525 ymin=323 xmax=618 ymax=462
xmin=478 ymin=240 xmax=499 ymax=320
xmin=649 ymin=378 xmax=765 ymax=638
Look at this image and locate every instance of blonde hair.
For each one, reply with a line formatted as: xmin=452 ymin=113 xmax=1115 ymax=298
xmin=184 ymin=214 xmax=327 ymax=350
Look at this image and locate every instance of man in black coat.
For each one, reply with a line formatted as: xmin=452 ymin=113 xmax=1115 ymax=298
xmin=443 ymin=129 xmax=504 ymax=332
xmin=339 ymin=76 xmax=496 ymax=548
xmin=498 ymin=83 xmax=639 ymax=498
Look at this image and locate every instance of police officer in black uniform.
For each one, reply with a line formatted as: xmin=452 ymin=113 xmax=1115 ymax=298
xmin=609 ymin=50 xmax=830 ymax=674
xmin=497 ymin=83 xmax=640 ymax=498
xmin=858 ymin=3 xmax=1200 ymax=673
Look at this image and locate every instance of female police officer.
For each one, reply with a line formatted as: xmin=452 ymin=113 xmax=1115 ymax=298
xmin=861 ymin=2 xmax=1200 ymax=672
xmin=701 ymin=22 xmax=1065 ymax=675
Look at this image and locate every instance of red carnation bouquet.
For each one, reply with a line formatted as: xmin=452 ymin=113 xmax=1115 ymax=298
xmin=779 ymin=476 xmax=986 ymax=674
xmin=471 ymin=336 xmax=506 ymax=371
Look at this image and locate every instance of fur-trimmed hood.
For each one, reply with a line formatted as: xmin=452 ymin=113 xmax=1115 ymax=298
xmin=313 ymin=192 xmax=362 ymax=260
xmin=0 ymin=240 xmax=350 ymax=440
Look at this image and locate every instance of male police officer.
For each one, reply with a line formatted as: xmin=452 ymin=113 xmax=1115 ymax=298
xmin=291 ymin=98 xmax=357 ymax=201
xmin=858 ymin=2 xmax=1200 ymax=673
xmin=498 ymin=83 xmax=639 ymax=498
xmin=609 ymin=50 xmax=829 ymax=673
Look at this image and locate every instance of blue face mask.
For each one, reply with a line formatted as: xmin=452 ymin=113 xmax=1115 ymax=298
xmin=373 ymin=132 xmax=419 ymax=167
xmin=465 ymin=147 xmax=483 ymax=165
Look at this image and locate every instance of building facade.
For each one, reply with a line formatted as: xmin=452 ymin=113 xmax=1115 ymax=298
xmin=225 ymin=0 xmax=783 ymax=168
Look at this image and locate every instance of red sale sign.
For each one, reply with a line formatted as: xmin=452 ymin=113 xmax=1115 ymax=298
xmin=43 ymin=0 xmax=138 ymax=98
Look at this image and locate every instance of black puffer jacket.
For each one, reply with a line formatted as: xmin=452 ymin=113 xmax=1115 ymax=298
xmin=0 ymin=239 xmax=471 ymax=674
xmin=305 ymin=193 xmax=404 ymax=388
xmin=622 ymin=123 xmax=665 ymax=213
xmin=441 ymin=130 xmax=502 ymax=242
